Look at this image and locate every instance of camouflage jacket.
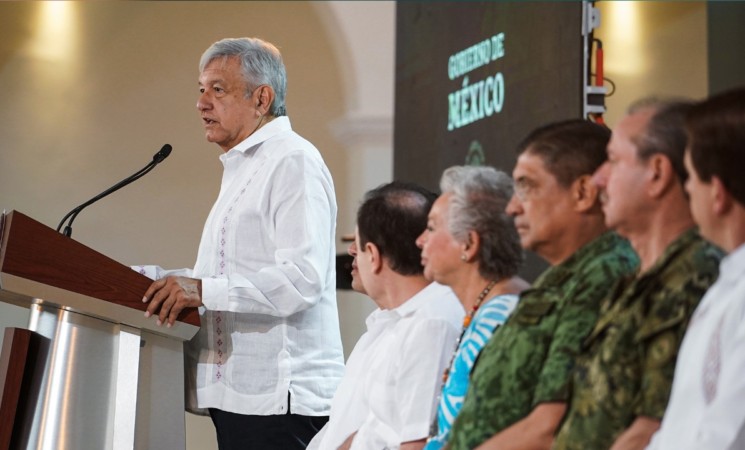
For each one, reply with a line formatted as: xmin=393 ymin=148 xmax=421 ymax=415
xmin=553 ymin=228 xmax=723 ymax=450
xmin=447 ymin=232 xmax=639 ymax=450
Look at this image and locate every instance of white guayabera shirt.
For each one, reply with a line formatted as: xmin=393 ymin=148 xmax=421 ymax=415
xmin=309 ymin=283 xmax=464 ymax=450
xmin=647 ymin=244 xmax=745 ymax=450
xmin=137 ymin=116 xmax=344 ymax=417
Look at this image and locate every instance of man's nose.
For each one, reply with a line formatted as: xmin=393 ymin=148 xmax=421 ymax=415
xmin=506 ymin=194 xmax=522 ymax=216
xmin=197 ymin=91 xmax=211 ymax=111
xmin=592 ymin=162 xmax=609 ymax=188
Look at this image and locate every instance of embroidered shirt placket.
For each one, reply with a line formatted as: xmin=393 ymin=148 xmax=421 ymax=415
xmin=214 ymin=183 xmax=251 ymax=382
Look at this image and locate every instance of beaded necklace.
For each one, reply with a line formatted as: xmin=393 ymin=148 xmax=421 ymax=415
xmin=441 ymin=279 xmax=498 ymax=383
xmin=429 ymin=279 xmax=498 ymax=439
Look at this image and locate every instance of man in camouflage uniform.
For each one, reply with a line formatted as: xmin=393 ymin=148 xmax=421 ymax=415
xmin=553 ymin=100 xmax=723 ymax=450
xmin=447 ymin=120 xmax=639 ymax=450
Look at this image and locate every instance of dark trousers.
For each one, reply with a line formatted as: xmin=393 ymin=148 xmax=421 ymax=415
xmin=208 ymin=408 xmax=328 ymax=450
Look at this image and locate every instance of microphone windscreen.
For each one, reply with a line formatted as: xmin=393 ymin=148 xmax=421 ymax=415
xmin=153 ymin=144 xmax=172 ymax=163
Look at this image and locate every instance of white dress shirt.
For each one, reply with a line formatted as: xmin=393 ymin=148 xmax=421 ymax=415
xmin=647 ymin=243 xmax=745 ymax=450
xmin=308 ymin=282 xmax=464 ymax=450
xmin=137 ymin=116 xmax=344 ymax=416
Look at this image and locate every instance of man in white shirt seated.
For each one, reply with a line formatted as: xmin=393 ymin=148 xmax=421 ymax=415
xmin=647 ymin=86 xmax=745 ymax=450
xmin=309 ymin=181 xmax=464 ymax=450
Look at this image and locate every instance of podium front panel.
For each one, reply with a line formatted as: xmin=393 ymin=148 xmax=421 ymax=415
xmin=10 ymin=304 xmax=186 ymax=450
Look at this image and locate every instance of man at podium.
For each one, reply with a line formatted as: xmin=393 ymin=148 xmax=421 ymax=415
xmin=136 ymin=37 xmax=344 ymax=450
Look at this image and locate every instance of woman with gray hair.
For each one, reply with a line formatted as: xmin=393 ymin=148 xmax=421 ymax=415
xmin=416 ymin=165 xmax=529 ymax=450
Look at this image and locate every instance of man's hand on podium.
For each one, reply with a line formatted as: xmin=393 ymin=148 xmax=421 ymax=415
xmin=142 ymin=276 xmax=203 ymax=327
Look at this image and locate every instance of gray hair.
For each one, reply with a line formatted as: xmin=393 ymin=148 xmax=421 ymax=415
xmin=200 ymin=37 xmax=287 ymax=117
xmin=627 ymin=97 xmax=693 ymax=185
xmin=440 ymin=165 xmax=523 ymax=280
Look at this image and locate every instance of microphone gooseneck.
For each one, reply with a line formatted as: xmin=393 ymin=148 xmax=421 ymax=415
xmin=56 ymin=144 xmax=173 ymax=238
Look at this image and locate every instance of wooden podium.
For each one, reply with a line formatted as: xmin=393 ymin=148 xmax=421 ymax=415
xmin=0 ymin=211 xmax=200 ymax=450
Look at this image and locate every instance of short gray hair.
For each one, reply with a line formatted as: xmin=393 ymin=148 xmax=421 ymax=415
xmin=627 ymin=97 xmax=693 ymax=185
xmin=440 ymin=166 xmax=523 ymax=280
xmin=200 ymin=37 xmax=287 ymax=116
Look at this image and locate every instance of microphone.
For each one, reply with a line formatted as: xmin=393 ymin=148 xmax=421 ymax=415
xmin=56 ymin=144 xmax=172 ymax=238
